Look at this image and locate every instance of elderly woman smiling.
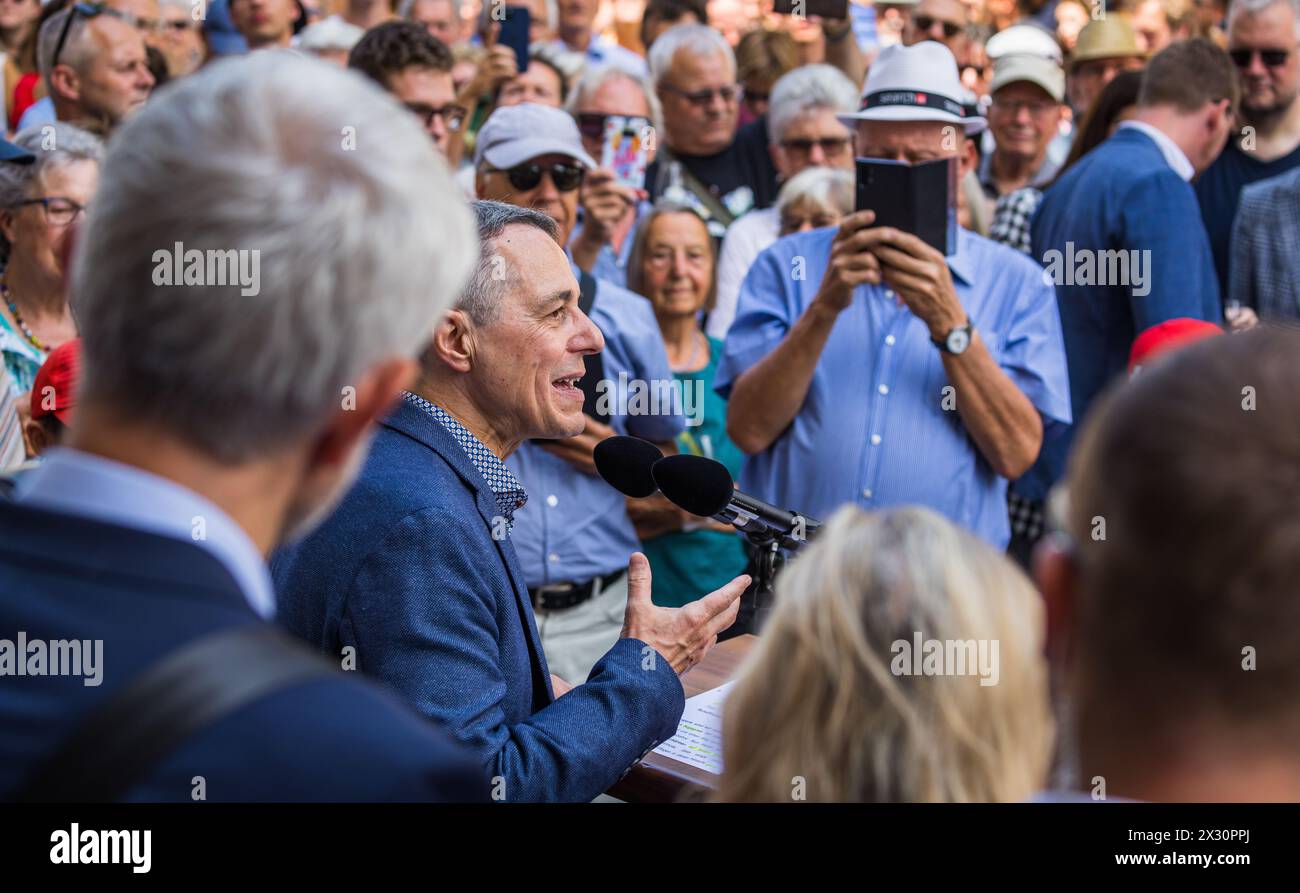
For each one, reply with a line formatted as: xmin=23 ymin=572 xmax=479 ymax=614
xmin=0 ymin=124 xmax=102 ymax=396
xmin=627 ymin=202 xmax=749 ymax=608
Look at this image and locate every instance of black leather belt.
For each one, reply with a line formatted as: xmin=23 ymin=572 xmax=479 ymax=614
xmin=529 ymin=568 xmax=627 ymax=613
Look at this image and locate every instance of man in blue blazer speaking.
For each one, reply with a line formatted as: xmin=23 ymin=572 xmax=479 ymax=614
xmin=273 ymin=200 xmax=750 ymax=803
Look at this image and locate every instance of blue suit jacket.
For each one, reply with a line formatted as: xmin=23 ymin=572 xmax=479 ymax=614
xmin=271 ymin=400 xmax=685 ymax=802
xmin=0 ymin=501 xmax=486 ymax=802
xmin=1027 ymin=126 xmax=1220 ymax=491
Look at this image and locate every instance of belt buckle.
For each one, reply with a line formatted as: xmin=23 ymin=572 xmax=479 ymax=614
xmin=533 ymin=582 xmax=576 ymax=612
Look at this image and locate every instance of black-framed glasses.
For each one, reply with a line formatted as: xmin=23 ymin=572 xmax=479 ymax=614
xmin=485 ymin=161 xmax=586 ymax=192
xmin=575 ymin=112 xmax=651 ymax=142
xmin=404 ymin=102 xmax=467 ymax=133
xmin=779 ymin=136 xmax=853 ymax=157
xmin=1229 ymin=47 xmax=1293 ymax=68
xmin=913 ymin=14 xmax=963 ymax=39
xmin=13 ymin=197 xmax=87 ymax=226
xmin=660 ymin=83 xmax=742 ymax=108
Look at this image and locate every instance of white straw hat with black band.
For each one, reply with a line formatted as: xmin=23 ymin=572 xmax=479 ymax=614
xmin=837 ymin=41 xmax=987 ymax=136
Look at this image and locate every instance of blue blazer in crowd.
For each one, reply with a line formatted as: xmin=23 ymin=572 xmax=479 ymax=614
xmin=0 ymin=501 xmax=486 ymax=802
xmin=1026 ymin=124 xmax=1221 ymax=494
xmin=272 ymin=399 xmax=685 ymax=803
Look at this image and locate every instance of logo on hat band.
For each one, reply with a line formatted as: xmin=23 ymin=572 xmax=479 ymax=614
xmin=861 ymin=90 xmax=966 ymax=119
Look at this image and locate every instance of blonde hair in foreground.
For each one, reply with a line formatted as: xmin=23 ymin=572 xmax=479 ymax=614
xmin=715 ymin=506 xmax=1053 ymax=802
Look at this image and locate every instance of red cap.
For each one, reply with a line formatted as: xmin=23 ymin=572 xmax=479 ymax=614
xmin=30 ymin=338 xmax=81 ymax=425
xmin=1129 ymin=319 xmax=1223 ymax=374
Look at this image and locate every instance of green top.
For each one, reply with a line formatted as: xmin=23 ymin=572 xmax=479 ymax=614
xmin=641 ymin=336 xmax=749 ymax=608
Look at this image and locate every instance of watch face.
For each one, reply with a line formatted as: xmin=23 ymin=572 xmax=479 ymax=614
xmin=947 ymin=327 xmax=971 ymax=354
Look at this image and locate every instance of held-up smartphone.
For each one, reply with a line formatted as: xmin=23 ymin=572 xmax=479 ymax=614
xmin=601 ymin=116 xmax=649 ymax=191
xmin=498 ymin=6 xmax=531 ymax=75
xmin=854 ymin=156 xmax=958 ymax=256
xmin=771 ymin=0 xmax=849 ymax=18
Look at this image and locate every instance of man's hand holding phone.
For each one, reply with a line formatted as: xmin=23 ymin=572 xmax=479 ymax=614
xmin=575 ymin=169 xmax=642 ymax=248
xmin=814 ymin=210 xmax=883 ymax=314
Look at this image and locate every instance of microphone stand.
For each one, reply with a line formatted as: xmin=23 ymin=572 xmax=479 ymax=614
xmin=745 ymin=529 xmax=785 ymax=633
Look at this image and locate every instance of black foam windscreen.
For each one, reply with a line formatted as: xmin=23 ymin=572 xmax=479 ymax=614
xmin=593 ymin=436 xmax=663 ymax=498
xmin=652 ymin=454 xmax=735 ymax=518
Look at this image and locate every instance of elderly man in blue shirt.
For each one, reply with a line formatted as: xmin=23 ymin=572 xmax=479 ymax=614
xmin=718 ymin=42 xmax=1071 ymax=549
xmin=474 ymin=102 xmax=686 ymax=683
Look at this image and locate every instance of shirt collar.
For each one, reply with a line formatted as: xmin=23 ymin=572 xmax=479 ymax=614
xmin=401 ymin=391 xmax=528 ymax=523
xmin=12 ymin=447 xmax=276 ymax=619
xmin=1118 ymin=120 xmax=1195 ymax=182
xmin=946 ymin=228 xmax=977 ymax=286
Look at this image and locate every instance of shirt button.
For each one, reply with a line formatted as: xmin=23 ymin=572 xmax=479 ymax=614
xmin=885 ymin=335 xmax=896 ymax=346
xmin=878 ymin=384 xmax=889 ymax=395
xmin=546 ymin=494 xmax=558 ymax=507
xmin=548 ymin=553 xmax=559 ymax=563
xmin=884 ymin=289 xmax=896 ymax=300
xmin=870 ymin=434 xmax=882 ymax=446
xmin=862 ymin=489 xmax=873 ymax=499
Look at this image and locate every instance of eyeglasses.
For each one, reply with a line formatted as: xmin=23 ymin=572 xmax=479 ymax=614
xmin=404 ymin=102 xmax=467 ymax=133
xmin=13 ymin=197 xmax=87 ymax=227
xmin=743 ymin=88 xmax=769 ymax=104
xmin=779 ymin=136 xmax=853 ymax=157
xmin=53 ymin=3 xmax=128 ymax=67
xmin=575 ymin=112 xmax=651 ymax=143
xmin=990 ymin=97 xmax=1059 ymax=116
xmin=485 ymin=161 xmax=586 ymax=192
xmin=660 ymin=83 xmax=742 ymax=108
xmin=913 ymin=14 xmax=963 ymax=39
xmin=1229 ymin=47 xmax=1293 ymax=68
xmin=159 ymin=17 xmax=196 ymax=32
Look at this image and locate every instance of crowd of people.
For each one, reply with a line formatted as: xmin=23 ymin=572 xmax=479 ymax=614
xmin=1 ymin=0 xmax=1299 ymax=804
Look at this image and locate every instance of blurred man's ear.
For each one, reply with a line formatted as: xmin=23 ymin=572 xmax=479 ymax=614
xmin=48 ymin=65 xmax=80 ymax=104
xmin=959 ymin=134 xmax=979 ymax=178
xmin=1034 ymin=532 xmax=1077 ymax=668
xmin=309 ymin=355 xmax=418 ymax=468
xmin=23 ymin=418 xmax=51 ymax=459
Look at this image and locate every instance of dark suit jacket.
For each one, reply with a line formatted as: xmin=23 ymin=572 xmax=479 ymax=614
xmin=1029 ymin=126 xmax=1220 ymax=487
xmin=272 ymin=400 xmax=685 ymax=802
xmin=0 ymin=501 xmax=486 ymax=802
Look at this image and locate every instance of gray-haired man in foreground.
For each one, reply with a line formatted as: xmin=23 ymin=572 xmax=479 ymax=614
xmin=0 ymin=51 xmax=486 ymax=802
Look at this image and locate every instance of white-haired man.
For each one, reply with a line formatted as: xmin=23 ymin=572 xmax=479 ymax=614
xmin=36 ymin=3 xmax=155 ymax=136
xmin=548 ymin=0 xmax=647 ymax=77
xmin=647 ymin=23 xmax=779 ymax=236
xmin=709 ymin=63 xmax=860 ymax=339
xmin=720 ymin=42 xmax=1071 ymax=550
xmin=0 ymin=52 xmax=486 ymax=801
xmin=566 ymin=64 xmax=662 ymax=286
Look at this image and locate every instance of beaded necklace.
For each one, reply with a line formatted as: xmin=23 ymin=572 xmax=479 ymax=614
xmin=0 ymin=276 xmax=46 ymax=352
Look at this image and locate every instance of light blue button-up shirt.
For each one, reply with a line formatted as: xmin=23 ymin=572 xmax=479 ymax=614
xmin=568 ymin=200 xmax=651 ymax=289
xmin=714 ymin=226 xmax=1071 ymax=548
xmin=12 ymin=447 xmax=276 ymax=617
xmin=506 ymin=267 xmax=683 ymax=586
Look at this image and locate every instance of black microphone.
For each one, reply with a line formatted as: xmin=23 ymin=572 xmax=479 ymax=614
xmin=593 ymin=436 xmax=664 ymax=498
xmin=651 ymin=453 xmax=820 ymax=550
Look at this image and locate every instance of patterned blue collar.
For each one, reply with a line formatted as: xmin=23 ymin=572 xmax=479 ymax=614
xmin=402 ymin=392 xmax=528 ymax=523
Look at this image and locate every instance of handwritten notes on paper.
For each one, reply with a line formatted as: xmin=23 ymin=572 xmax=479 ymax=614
xmin=651 ymin=681 xmax=735 ymax=775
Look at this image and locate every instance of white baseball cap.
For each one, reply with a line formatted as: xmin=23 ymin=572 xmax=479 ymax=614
xmin=474 ymin=103 xmax=598 ymax=171
xmin=990 ymin=54 xmax=1066 ymax=103
xmin=838 ymin=41 xmax=986 ymax=135
xmin=986 ymin=24 xmax=1063 ymax=63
